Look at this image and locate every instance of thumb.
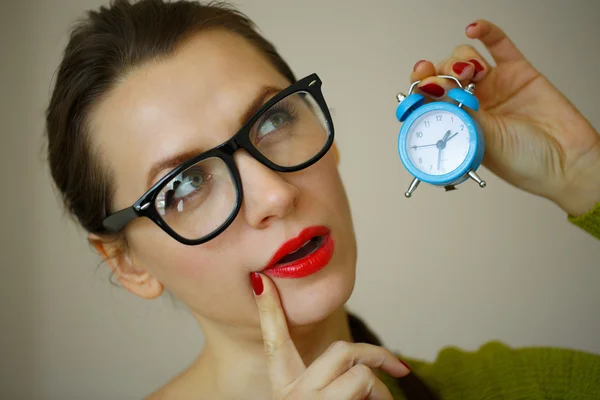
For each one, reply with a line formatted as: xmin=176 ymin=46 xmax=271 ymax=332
xmin=250 ymin=272 xmax=306 ymax=393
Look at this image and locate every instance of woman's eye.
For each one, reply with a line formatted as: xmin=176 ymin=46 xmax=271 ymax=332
xmin=157 ymin=168 xmax=211 ymax=215
xmin=175 ymin=172 xmax=205 ymax=197
xmin=258 ymin=113 xmax=287 ymax=137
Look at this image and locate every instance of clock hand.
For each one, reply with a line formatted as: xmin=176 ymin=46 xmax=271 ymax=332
xmin=441 ymin=130 xmax=451 ymax=142
xmin=435 ymin=130 xmax=451 ymax=171
xmin=410 ymin=143 xmax=437 ymax=149
xmin=445 ymin=132 xmax=459 ymax=142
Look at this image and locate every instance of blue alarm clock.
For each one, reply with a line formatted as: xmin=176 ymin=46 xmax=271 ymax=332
xmin=395 ymin=75 xmax=487 ymax=198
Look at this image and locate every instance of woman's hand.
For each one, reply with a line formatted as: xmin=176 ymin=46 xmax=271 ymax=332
xmin=250 ymin=272 xmax=410 ymax=399
xmin=411 ymin=19 xmax=600 ymax=216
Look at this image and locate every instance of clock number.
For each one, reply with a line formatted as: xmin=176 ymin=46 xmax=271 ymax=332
xmin=436 ymin=115 xmax=442 ymax=121
xmin=424 ymin=121 xmax=430 ymax=128
xmin=451 ymin=116 xmax=454 ymax=122
xmin=418 ymin=157 xmax=423 ymax=163
xmin=429 ymin=165 xmax=433 ymax=171
xmin=416 ymin=131 xmax=423 ymax=138
xmin=441 ymin=168 xmax=446 ymax=173
xmin=460 ymin=125 xmax=464 ymax=131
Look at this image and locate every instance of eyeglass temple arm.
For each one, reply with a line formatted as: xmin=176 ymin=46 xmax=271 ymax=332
xmin=102 ymin=207 xmax=139 ymax=232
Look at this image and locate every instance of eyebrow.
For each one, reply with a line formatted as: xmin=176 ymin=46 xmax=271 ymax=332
xmin=146 ymin=85 xmax=283 ymax=188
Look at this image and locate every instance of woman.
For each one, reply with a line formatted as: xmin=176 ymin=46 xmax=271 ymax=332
xmin=45 ymin=0 xmax=600 ymax=399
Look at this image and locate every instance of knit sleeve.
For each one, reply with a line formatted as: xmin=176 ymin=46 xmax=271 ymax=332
xmin=568 ymin=202 xmax=600 ymax=240
xmin=390 ymin=341 xmax=600 ymax=399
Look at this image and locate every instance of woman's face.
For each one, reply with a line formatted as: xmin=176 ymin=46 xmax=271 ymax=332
xmin=89 ymin=30 xmax=357 ymax=328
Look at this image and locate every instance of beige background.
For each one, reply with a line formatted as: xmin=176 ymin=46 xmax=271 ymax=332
xmin=2 ymin=0 xmax=599 ymax=398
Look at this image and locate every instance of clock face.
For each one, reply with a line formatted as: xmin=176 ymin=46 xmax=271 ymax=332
xmin=406 ymin=109 xmax=471 ymax=176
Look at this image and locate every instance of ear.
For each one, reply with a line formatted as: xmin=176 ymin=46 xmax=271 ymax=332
xmin=88 ymin=233 xmax=163 ymax=299
xmin=331 ymin=142 xmax=340 ymax=165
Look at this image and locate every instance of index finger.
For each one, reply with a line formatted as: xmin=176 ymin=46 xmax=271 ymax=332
xmin=251 ymin=272 xmax=306 ymax=393
xmin=465 ymin=19 xmax=525 ymax=64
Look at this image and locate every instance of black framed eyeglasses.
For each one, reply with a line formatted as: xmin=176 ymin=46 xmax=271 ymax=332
xmin=100 ymin=73 xmax=334 ymax=245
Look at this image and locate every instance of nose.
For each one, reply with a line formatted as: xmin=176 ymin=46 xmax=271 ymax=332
xmin=234 ymin=151 xmax=299 ymax=229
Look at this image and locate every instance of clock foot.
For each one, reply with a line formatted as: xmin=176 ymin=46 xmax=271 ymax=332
xmin=468 ymin=170 xmax=487 ymax=188
xmin=405 ymin=178 xmax=420 ymax=198
xmin=444 ymin=185 xmax=457 ymax=192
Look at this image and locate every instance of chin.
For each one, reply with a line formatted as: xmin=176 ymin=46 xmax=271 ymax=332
xmin=274 ymin=251 xmax=357 ymax=327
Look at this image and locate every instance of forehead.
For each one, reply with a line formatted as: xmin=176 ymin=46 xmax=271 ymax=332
xmin=88 ymin=29 xmax=291 ymax=206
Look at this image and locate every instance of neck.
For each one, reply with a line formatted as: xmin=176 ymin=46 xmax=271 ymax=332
xmin=189 ymin=307 xmax=353 ymax=399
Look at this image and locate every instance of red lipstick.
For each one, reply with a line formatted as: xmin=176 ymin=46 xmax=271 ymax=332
xmin=263 ymin=226 xmax=334 ymax=278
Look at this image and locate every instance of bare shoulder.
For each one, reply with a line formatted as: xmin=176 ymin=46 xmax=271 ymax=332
xmin=144 ymin=378 xmax=184 ymax=400
xmin=143 ymin=365 xmax=208 ymax=399
xmin=144 ymin=386 xmax=167 ymax=400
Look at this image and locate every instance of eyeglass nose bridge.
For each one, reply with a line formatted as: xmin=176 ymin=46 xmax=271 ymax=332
xmin=220 ymin=134 xmax=274 ymax=171
xmin=221 ymin=136 xmax=242 ymax=154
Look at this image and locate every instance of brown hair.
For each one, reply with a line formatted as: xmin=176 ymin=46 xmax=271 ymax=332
xmin=45 ymin=0 xmax=296 ymax=233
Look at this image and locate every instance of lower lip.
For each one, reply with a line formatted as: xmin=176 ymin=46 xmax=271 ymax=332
xmin=263 ymin=234 xmax=335 ymax=279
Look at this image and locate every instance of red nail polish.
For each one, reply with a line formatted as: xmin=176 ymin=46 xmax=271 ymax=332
xmin=419 ymin=83 xmax=445 ymax=98
xmin=466 ymin=22 xmax=477 ymax=30
xmin=469 ymin=59 xmax=485 ymax=74
xmin=250 ymin=272 xmax=264 ymax=295
xmin=452 ymin=61 xmax=471 ymax=75
xmin=413 ymin=60 xmax=426 ymax=72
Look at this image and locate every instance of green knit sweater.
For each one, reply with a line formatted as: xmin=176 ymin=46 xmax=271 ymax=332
xmin=384 ymin=342 xmax=600 ymax=399
xmin=358 ymin=202 xmax=600 ymax=399
xmin=569 ymin=201 xmax=600 ymax=240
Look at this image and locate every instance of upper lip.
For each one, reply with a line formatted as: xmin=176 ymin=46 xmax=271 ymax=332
xmin=263 ymin=226 xmax=330 ymax=270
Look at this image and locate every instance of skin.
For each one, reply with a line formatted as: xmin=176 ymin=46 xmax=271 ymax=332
xmin=87 ymin=20 xmax=600 ymax=400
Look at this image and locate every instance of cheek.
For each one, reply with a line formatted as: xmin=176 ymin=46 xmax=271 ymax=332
xmin=302 ymin=155 xmax=353 ymax=222
xmin=126 ymin=220 xmax=252 ymax=316
xmin=127 ymin=219 xmax=214 ymax=281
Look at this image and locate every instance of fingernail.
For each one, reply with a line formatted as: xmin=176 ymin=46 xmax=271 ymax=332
xmin=452 ymin=61 xmax=472 ymax=75
xmin=250 ymin=272 xmax=264 ymax=295
xmin=419 ymin=83 xmax=445 ymax=98
xmin=399 ymin=359 xmax=411 ymax=371
xmin=413 ymin=59 xmax=426 ymax=72
xmin=469 ymin=59 xmax=485 ymax=74
xmin=466 ymin=21 xmax=477 ymax=30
